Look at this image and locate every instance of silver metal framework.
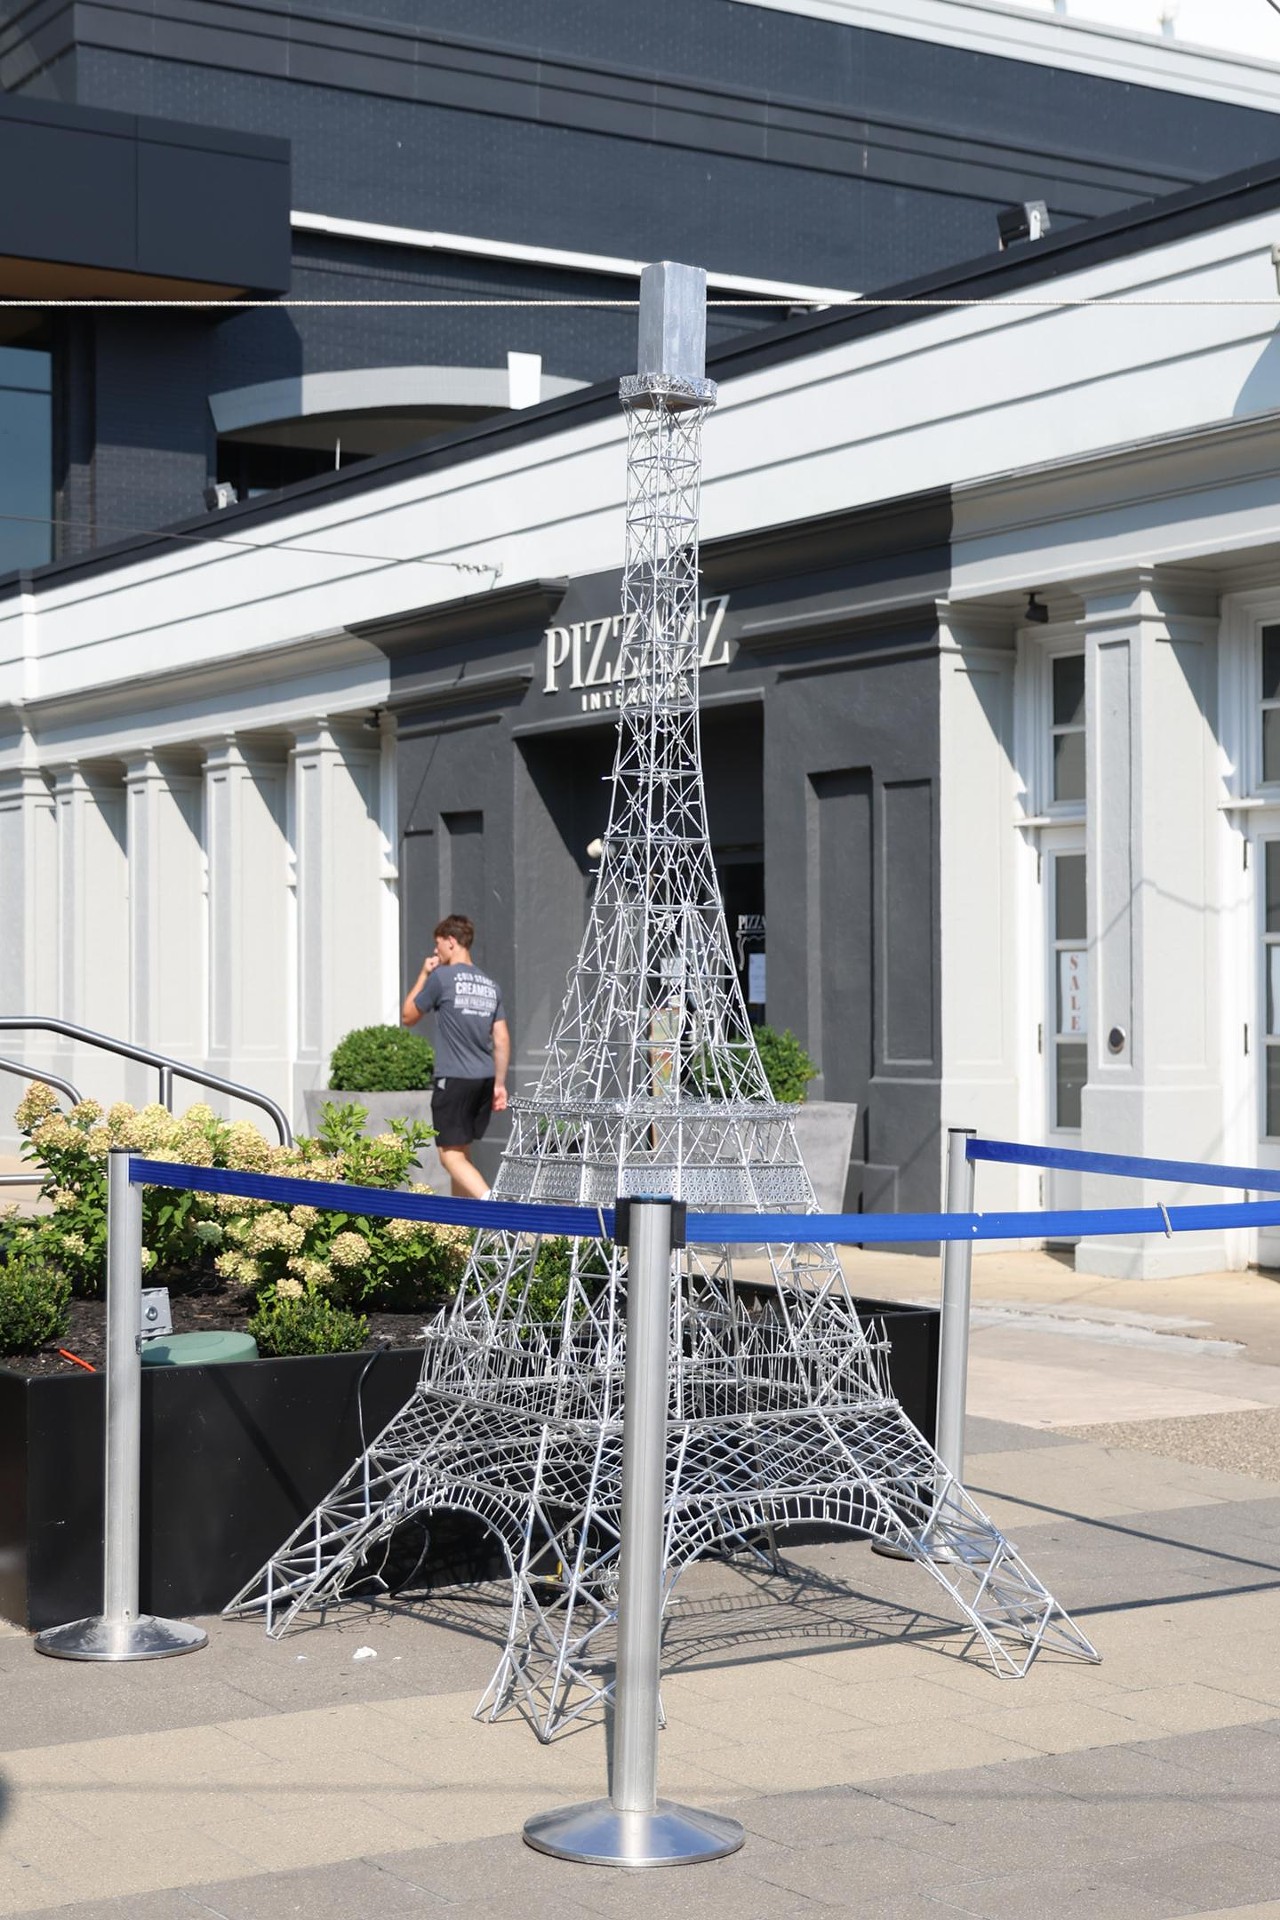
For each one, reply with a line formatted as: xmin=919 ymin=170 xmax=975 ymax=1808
xmin=227 ymin=262 xmax=1097 ymax=1736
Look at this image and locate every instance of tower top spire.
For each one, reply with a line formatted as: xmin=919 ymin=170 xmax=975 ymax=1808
xmin=625 ymin=260 xmax=716 ymax=411
xmin=637 ymin=260 xmax=707 ymax=383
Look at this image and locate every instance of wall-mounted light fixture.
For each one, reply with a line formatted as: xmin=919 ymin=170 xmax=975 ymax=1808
xmin=1025 ymin=592 xmax=1050 ymax=625
xmin=997 ymin=200 xmax=1050 ymax=250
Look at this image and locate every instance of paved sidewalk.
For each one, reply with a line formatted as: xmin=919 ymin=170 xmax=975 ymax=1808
xmin=3 ymin=1254 xmax=1280 ymax=1917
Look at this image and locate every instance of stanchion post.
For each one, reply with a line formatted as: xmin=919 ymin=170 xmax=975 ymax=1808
xmin=104 ymin=1145 xmax=143 ymax=1623
xmin=935 ymin=1127 xmax=977 ymax=1485
xmin=522 ymin=1196 xmax=743 ymax=1868
xmin=35 ymin=1149 xmax=208 ymax=1662
xmin=612 ymin=1194 xmax=671 ymax=1817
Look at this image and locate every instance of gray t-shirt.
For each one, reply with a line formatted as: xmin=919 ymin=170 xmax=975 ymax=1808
xmin=416 ymin=963 xmax=505 ymax=1079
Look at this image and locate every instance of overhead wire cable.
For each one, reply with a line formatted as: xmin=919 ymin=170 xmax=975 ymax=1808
xmin=0 ymin=508 xmax=500 ymax=576
xmin=3 ymin=294 xmax=1280 ymax=309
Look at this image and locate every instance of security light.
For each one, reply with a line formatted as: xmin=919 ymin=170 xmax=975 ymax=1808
xmin=997 ymin=201 xmax=1050 ymax=249
xmin=1025 ymin=592 xmax=1050 ymax=624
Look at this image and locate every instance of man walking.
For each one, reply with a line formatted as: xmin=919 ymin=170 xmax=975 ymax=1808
xmin=401 ymin=914 xmax=510 ymax=1200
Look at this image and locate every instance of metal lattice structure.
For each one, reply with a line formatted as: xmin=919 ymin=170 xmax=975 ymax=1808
xmin=226 ymin=265 xmax=1097 ymax=1736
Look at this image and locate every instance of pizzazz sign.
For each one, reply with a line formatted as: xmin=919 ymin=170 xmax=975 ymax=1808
xmin=542 ymin=595 xmax=732 ymax=711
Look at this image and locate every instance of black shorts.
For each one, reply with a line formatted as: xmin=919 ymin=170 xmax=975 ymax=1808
xmin=431 ymin=1076 xmax=495 ymax=1149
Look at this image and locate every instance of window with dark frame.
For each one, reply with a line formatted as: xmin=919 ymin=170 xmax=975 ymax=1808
xmin=1264 ymin=840 xmax=1280 ymax=1140
xmin=1050 ymin=653 xmax=1085 ymax=805
xmin=0 ymin=342 xmax=52 ymax=577
xmin=1262 ymin=627 xmax=1280 ymax=786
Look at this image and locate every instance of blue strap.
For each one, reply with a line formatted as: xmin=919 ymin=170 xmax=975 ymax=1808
xmin=127 ymin=1156 xmax=1280 ymax=1247
xmin=689 ymin=1199 xmax=1280 ymax=1243
xmin=126 ymin=1158 xmax=611 ymax=1238
xmin=969 ymin=1136 xmax=1280 ymax=1193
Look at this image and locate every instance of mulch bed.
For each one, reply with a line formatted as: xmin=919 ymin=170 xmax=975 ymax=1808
xmin=3 ymin=1290 xmax=430 ymax=1377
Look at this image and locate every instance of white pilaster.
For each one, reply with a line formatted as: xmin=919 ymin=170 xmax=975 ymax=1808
xmin=125 ymin=753 xmax=204 ymax=1064
xmin=52 ymin=762 xmax=129 ymax=1036
xmin=378 ymin=713 xmax=400 ymax=1024
xmin=1076 ymin=572 xmax=1225 ymax=1278
xmin=937 ymin=607 xmax=1032 ymax=1217
xmin=203 ymin=736 xmax=290 ymax=1102
xmin=289 ymin=719 xmax=385 ymax=1105
xmin=0 ymin=763 xmax=57 ymax=1017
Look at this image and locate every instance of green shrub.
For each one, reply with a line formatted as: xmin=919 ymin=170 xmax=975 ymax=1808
xmin=527 ymin=1235 xmax=611 ymax=1321
xmin=686 ymin=1024 xmax=818 ymax=1104
xmin=0 ymin=1246 xmax=71 ymax=1355
xmin=481 ymin=1234 xmax=612 ymax=1331
xmin=754 ymin=1025 xmax=818 ymax=1104
xmin=248 ymin=1286 xmax=368 ymax=1356
xmin=329 ymin=1025 xmax=433 ymax=1093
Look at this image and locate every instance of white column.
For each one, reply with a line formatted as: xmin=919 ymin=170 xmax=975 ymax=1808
xmin=0 ymin=762 xmax=58 ymax=1136
xmin=289 ymin=719 xmax=385 ymax=1104
xmin=1077 ymin=572 xmax=1224 ymax=1278
xmin=378 ymin=713 xmax=400 ymax=1024
xmin=0 ymin=764 xmax=57 ymax=1016
xmin=52 ymin=762 xmax=129 ymax=1035
xmin=48 ymin=762 xmax=130 ymax=1105
xmin=203 ymin=736 xmax=290 ymax=1102
xmin=125 ymin=753 xmax=204 ymax=1066
xmin=937 ymin=607 xmax=1030 ymax=1216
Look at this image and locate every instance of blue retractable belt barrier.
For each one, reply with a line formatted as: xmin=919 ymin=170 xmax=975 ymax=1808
xmin=126 ymin=1158 xmax=611 ymax=1239
xmin=970 ymin=1135 xmax=1280 ymax=1193
xmin=127 ymin=1156 xmax=1280 ymax=1247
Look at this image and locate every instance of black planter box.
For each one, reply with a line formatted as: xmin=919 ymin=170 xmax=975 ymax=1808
xmin=0 ymin=1296 xmax=940 ymax=1632
xmin=0 ymin=1348 xmax=430 ymax=1630
xmin=851 ymin=1296 xmax=940 ymax=1446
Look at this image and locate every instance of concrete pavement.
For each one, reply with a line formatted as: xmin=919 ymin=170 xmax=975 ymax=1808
xmin=3 ymin=1251 xmax=1280 ymax=1917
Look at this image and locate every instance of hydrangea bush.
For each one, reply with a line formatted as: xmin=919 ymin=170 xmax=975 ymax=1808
xmin=1 ymin=1086 xmax=473 ymax=1351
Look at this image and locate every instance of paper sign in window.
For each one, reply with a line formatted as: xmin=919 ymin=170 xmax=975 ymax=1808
xmin=1058 ymin=950 xmax=1088 ymax=1037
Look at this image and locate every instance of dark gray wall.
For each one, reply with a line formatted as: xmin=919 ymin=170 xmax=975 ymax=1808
xmin=708 ymin=492 xmax=948 ymax=1221
xmin=0 ymin=93 xmax=289 ymax=290
xmin=7 ymin=0 xmax=1280 ymax=290
xmin=764 ymin=637 xmax=941 ymax=1222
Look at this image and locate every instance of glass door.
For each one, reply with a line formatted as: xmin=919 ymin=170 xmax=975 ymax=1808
xmin=1044 ymin=839 xmax=1087 ymax=1224
xmin=1253 ymin=828 xmax=1280 ymax=1268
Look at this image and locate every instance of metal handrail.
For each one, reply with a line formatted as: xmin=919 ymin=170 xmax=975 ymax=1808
xmin=0 ymin=1054 xmax=83 ymax=1107
xmin=0 ymin=1055 xmax=83 ymax=1184
xmin=0 ymin=1017 xmax=293 ymax=1145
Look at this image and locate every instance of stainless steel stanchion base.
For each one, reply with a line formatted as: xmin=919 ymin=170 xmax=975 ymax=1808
xmin=524 ymin=1798 xmax=744 ymax=1868
xmin=35 ymin=1615 xmax=209 ymax=1661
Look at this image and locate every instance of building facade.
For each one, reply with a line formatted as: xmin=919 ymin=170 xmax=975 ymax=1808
xmin=9 ymin=154 xmax=1280 ymax=1275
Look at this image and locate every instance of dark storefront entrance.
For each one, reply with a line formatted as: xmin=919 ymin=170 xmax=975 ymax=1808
xmin=516 ymin=700 xmax=766 ymax=1042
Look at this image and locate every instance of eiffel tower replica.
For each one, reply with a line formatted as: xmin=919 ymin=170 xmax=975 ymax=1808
xmin=227 ymin=263 xmax=1097 ymax=1735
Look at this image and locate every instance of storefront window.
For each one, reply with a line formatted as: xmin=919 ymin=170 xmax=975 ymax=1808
xmin=0 ymin=344 xmax=52 ymax=576
xmin=1262 ymin=627 xmax=1280 ymax=785
xmin=1051 ymin=653 xmax=1085 ymax=803
xmin=1264 ymin=840 xmax=1280 ymax=1137
xmin=1052 ymin=851 xmax=1087 ymax=1130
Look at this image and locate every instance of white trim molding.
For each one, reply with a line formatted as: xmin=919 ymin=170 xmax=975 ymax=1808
xmin=209 ymin=362 xmax=587 ymax=436
xmin=291 ymin=211 xmax=861 ymax=307
xmin=736 ymin=0 xmax=1280 ymax=110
